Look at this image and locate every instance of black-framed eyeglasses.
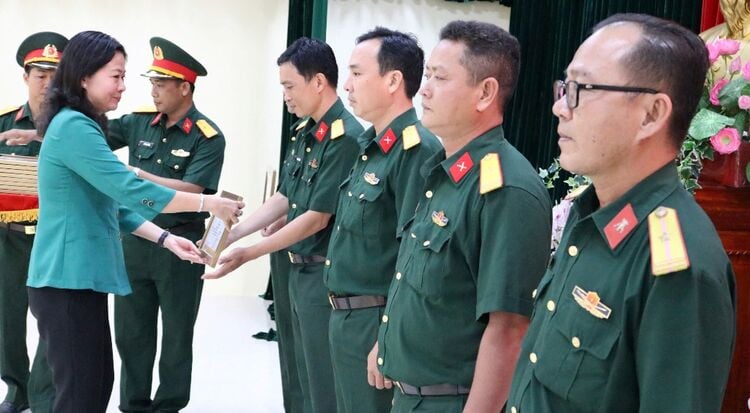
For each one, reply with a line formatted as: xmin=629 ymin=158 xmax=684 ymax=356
xmin=553 ymin=80 xmax=659 ymax=109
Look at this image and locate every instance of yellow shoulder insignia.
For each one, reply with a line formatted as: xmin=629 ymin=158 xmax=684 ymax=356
xmin=330 ymin=119 xmax=344 ymax=140
xmin=648 ymin=206 xmax=690 ymax=276
xmin=0 ymin=105 xmax=21 ymax=117
xmin=295 ymin=117 xmax=310 ymax=131
xmin=402 ymin=125 xmax=421 ymax=150
xmin=479 ymin=153 xmax=503 ymax=194
xmin=565 ymin=184 xmax=590 ymax=200
xmin=196 ymin=119 xmax=218 ymax=138
xmin=133 ymin=105 xmax=158 ymax=114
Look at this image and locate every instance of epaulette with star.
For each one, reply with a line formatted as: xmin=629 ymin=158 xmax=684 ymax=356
xmin=133 ymin=105 xmax=158 ymax=114
xmin=402 ymin=125 xmax=421 ymax=150
xmin=330 ymin=119 xmax=344 ymax=140
xmin=479 ymin=153 xmax=503 ymax=194
xmin=648 ymin=206 xmax=690 ymax=276
xmin=0 ymin=105 xmax=21 ymax=118
xmin=196 ymin=119 xmax=218 ymax=139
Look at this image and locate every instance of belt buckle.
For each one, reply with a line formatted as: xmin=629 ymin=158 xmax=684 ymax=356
xmin=394 ymin=381 xmax=405 ymax=394
xmin=328 ymin=293 xmax=335 ymax=309
xmin=288 ymin=251 xmax=294 ymax=263
xmin=24 ymin=225 xmax=36 ymax=235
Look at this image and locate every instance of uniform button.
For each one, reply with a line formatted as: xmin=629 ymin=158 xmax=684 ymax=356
xmin=147 ymin=201 xmax=155 ymax=207
xmin=291 ymin=203 xmax=297 ymax=209
xmin=396 ymin=272 xmax=402 ymax=280
xmin=141 ymin=199 xmax=148 ymax=205
xmin=511 ymin=407 xmax=517 ymax=413
xmin=377 ymin=357 xmax=383 ymax=366
xmin=425 ymin=190 xmax=433 ymax=198
xmin=423 ymin=240 xmax=430 ymax=247
xmin=161 ymin=138 xmax=167 ymax=143
xmin=572 ymin=337 xmax=581 ymax=348
xmin=156 ymin=159 xmax=162 ymax=164
xmin=382 ymin=315 xmax=388 ymax=323
xmin=325 ymin=259 xmax=331 ymax=266
xmin=568 ymin=245 xmax=578 ymax=256
xmin=410 ymin=232 xmax=416 ymax=238
xmin=529 ymin=352 xmax=538 ymax=363
xmin=337 ymin=225 xmax=340 ymax=231
xmin=546 ymin=300 xmax=556 ymax=312
xmin=291 ymin=136 xmax=296 ymax=142
xmin=532 ymin=289 xmax=538 ymax=299
xmin=361 ymin=155 xmax=368 ymax=161
xmin=359 ymin=193 xmax=365 ymax=199
xmin=348 ymin=191 xmax=353 ymax=197
xmin=306 ymin=147 xmax=311 ymax=153
xmin=174 ymin=165 xmax=180 ymax=170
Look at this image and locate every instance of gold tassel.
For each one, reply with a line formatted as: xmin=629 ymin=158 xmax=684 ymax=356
xmin=0 ymin=208 xmax=38 ymax=223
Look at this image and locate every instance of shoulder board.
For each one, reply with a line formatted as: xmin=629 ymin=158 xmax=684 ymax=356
xmin=402 ymin=125 xmax=421 ymax=150
xmin=0 ymin=105 xmax=21 ymax=117
xmin=196 ymin=119 xmax=218 ymax=138
xmin=133 ymin=105 xmax=158 ymax=114
xmin=479 ymin=153 xmax=503 ymax=194
xmin=648 ymin=206 xmax=690 ymax=276
xmin=295 ymin=117 xmax=310 ymax=131
xmin=330 ymin=119 xmax=344 ymax=140
xmin=564 ymin=184 xmax=589 ymax=200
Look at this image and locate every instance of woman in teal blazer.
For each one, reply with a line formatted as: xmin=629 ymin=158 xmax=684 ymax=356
xmin=26 ymin=31 xmax=243 ymax=413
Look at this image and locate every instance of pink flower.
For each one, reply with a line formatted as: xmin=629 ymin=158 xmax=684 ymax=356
xmin=715 ymin=39 xmax=741 ymax=56
xmin=710 ymin=127 xmax=742 ymax=154
xmin=710 ymin=78 xmax=729 ymax=106
xmin=743 ymin=62 xmax=750 ymax=81
xmin=707 ymin=42 xmax=720 ymax=64
xmin=739 ymin=95 xmax=750 ymax=110
xmin=730 ymin=56 xmax=742 ymax=73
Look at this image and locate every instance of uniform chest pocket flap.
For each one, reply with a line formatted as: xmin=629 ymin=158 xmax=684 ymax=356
xmin=166 ymin=148 xmax=191 ymax=172
xmin=134 ymin=142 xmax=156 ymax=160
xmin=356 ymin=182 xmax=384 ymax=203
xmin=533 ymin=301 xmax=621 ymax=406
xmin=403 ymin=223 xmax=453 ymax=294
xmin=301 ymin=163 xmax=319 ymax=185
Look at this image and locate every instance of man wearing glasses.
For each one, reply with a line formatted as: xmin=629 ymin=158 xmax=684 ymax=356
xmin=506 ymin=14 xmax=735 ymax=413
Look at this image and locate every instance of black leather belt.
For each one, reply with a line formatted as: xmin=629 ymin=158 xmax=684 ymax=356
xmin=328 ymin=294 xmax=386 ymax=310
xmin=0 ymin=222 xmax=36 ymax=235
xmin=166 ymin=220 xmax=205 ymax=236
xmin=395 ymin=382 xmax=470 ymax=396
xmin=287 ymin=252 xmax=326 ymax=265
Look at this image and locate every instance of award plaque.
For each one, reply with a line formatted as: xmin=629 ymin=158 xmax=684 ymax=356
xmin=199 ymin=190 xmax=243 ymax=267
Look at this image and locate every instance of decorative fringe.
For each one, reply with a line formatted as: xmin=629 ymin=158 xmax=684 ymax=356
xmin=0 ymin=208 xmax=38 ymax=223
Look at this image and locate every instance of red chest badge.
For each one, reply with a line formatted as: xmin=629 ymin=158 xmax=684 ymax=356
xmin=182 ymin=118 xmax=193 ymax=134
xmin=448 ymin=152 xmax=474 ymax=183
xmin=378 ymin=128 xmax=398 ymax=154
xmin=604 ymin=203 xmax=637 ymax=250
xmin=314 ymin=121 xmax=329 ymax=142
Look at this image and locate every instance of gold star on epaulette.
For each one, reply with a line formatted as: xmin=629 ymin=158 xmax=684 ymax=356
xmin=196 ymin=119 xmax=218 ymax=138
xmin=330 ymin=119 xmax=344 ymax=140
xmin=648 ymin=206 xmax=690 ymax=276
xmin=0 ymin=105 xmax=21 ymax=117
xmin=402 ymin=125 xmax=421 ymax=150
xmin=479 ymin=153 xmax=503 ymax=194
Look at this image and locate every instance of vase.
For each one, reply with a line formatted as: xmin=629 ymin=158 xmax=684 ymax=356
xmin=700 ymin=140 xmax=750 ymax=188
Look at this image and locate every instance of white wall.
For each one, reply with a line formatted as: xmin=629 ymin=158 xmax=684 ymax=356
xmin=0 ymin=0 xmax=508 ymax=297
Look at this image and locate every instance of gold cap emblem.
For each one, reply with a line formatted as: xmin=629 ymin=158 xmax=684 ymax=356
xmin=153 ymin=45 xmax=164 ymax=60
xmin=42 ymin=44 xmax=58 ymax=59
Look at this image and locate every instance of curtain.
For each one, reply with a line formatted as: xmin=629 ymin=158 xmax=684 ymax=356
xmin=701 ymin=0 xmax=724 ymax=31
xmin=504 ymin=0 xmax=702 ymax=200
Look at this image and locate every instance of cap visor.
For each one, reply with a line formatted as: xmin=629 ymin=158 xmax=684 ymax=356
xmin=141 ymin=70 xmax=178 ymax=79
xmin=27 ymin=62 xmax=57 ymax=70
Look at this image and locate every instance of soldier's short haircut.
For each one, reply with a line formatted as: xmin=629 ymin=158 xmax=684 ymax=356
xmin=355 ymin=27 xmax=424 ymax=99
xmin=277 ymin=37 xmax=338 ymax=88
xmin=439 ymin=20 xmax=520 ymax=110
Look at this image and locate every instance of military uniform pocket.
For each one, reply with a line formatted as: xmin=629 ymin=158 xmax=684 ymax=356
xmin=165 ymin=152 xmax=190 ymax=176
xmin=402 ymin=222 xmax=452 ymax=296
xmin=358 ymin=184 xmax=385 ymax=236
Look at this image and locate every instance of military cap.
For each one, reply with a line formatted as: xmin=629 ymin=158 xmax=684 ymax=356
xmin=142 ymin=37 xmax=207 ymax=84
xmin=16 ymin=31 xmax=68 ymax=69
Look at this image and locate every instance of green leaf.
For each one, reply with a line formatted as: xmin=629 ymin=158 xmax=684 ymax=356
xmin=746 ymin=161 xmax=750 ymax=183
xmin=687 ymin=108 xmax=735 ymax=140
xmin=734 ymin=111 xmax=748 ymax=131
xmin=719 ymin=77 xmax=747 ymax=111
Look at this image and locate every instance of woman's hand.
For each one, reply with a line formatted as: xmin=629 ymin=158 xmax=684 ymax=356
xmin=163 ymin=234 xmax=205 ymax=264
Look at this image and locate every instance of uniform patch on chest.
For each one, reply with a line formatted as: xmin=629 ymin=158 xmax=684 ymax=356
xmin=431 ymin=210 xmax=449 ymax=227
xmin=138 ymin=140 xmax=154 ymax=148
xmin=572 ymin=286 xmax=612 ymax=319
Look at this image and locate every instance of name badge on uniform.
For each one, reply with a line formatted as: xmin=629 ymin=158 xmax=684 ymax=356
xmin=171 ymin=149 xmax=190 ymax=157
xmin=572 ymin=286 xmax=611 ymax=319
xmin=138 ymin=140 xmax=154 ymax=148
xmin=363 ymin=172 xmax=380 ymax=185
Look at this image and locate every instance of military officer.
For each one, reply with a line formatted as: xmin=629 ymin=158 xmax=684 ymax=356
xmin=373 ymin=21 xmax=551 ymax=412
xmin=506 ymin=14 xmax=736 ymax=413
xmin=203 ymin=37 xmax=362 ymax=413
xmin=324 ymin=27 xmax=441 ymax=413
xmin=0 ymin=31 xmax=66 ymax=413
xmin=106 ymin=37 xmax=225 ymax=412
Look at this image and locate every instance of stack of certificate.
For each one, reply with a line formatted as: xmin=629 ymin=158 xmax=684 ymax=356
xmin=0 ymin=154 xmax=38 ymax=195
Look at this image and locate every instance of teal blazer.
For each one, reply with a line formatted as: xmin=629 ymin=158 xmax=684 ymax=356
xmin=27 ymin=108 xmax=176 ymax=295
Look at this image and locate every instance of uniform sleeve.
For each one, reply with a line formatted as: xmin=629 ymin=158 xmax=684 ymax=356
xmin=306 ymin=134 xmax=359 ymax=214
xmin=181 ymin=131 xmax=225 ymax=193
xmin=635 ymin=263 xmax=735 ymax=412
xmin=106 ymin=114 xmax=130 ymax=150
xmin=476 ymin=187 xmax=551 ymax=320
xmin=49 ymin=114 xmax=176 ymax=220
xmin=392 ymin=145 xmax=434 ymax=238
xmin=118 ymin=206 xmax=146 ymax=233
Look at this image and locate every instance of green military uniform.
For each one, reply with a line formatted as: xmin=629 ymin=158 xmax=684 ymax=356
xmin=0 ymin=31 xmax=66 ymax=413
xmin=506 ymin=164 xmax=735 ymax=413
xmin=376 ymin=126 xmax=551 ymax=412
xmin=107 ymin=36 xmax=225 ymax=413
xmin=271 ymin=118 xmax=308 ymax=413
xmin=323 ymin=108 xmax=441 ymax=412
xmin=278 ymin=98 xmax=362 ymax=413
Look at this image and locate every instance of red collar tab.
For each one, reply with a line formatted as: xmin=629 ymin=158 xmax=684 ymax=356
xmin=378 ymin=128 xmax=399 ymax=154
xmin=182 ymin=117 xmax=193 ymax=134
xmin=314 ymin=121 xmax=329 ymax=142
xmin=449 ymin=152 xmax=474 ymax=183
xmin=604 ymin=203 xmax=637 ymax=250
xmin=150 ymin=113 xmax=163 ymax=126
xmin=14 ymin=106 xmax=24 ymax=123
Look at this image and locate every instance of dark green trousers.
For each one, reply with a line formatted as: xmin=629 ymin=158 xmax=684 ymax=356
xmin=391 ymin=391 xmax=467 ymax=413
xmin=329 ymin=306 xmax=393 ymax=413
xmin=270 ymin=251 xmax=304 ymax=413
xmin=0 ymin=228 xmax=55 ymax=412
xmin=289 ymin=263 xmax=336 ymax=413
xmin=114 ymin=232 xmax=204 ymax=412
